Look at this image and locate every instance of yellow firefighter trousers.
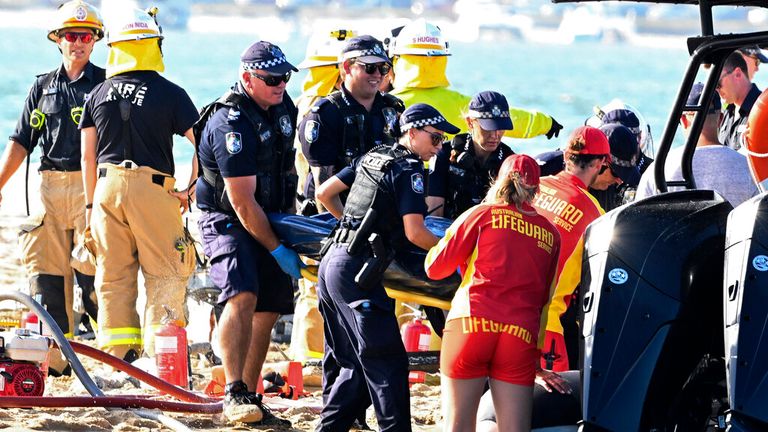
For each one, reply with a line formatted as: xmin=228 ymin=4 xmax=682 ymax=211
xmin=90 ymin=164 xmax=194 ymax=359
xmin=289 ymin=275 xmax=325 ymax=362
xmin=18 ymin=171 xmax=95 ymax=372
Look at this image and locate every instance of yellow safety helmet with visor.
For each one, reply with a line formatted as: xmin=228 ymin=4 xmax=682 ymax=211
xmin=47 ymin=0 xmax=104 ymax=43
xmin=297 ymin=29 xmax=356 ymax=69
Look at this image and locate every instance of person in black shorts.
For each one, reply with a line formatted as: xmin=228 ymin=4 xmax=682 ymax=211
xmin=194 ymin=40 xmax=302 ymax=425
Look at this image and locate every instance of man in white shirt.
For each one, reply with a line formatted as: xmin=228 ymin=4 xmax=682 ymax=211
xmin=636 ymin=83 xmax=758 ymax=207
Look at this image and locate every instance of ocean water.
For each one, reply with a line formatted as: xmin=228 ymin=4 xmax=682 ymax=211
xmin=0 ymin=27 xmax=734 ymax=161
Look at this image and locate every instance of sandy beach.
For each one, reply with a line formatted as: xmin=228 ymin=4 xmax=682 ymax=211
xmin=0 ymin=164 xmax=444 ymax=431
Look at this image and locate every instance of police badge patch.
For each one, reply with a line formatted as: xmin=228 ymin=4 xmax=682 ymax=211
xmin=305 ymin=120 xmax=320 ymax=143
xmin=382 ymin=107 xmax=397 ymax=130
xmin=279 ymin=115 xmax=292 ymax=137
xmin=225 ymin=132 xmax=242 ymax=154
xmin=411 ymin=173 xmax=424 ymax=194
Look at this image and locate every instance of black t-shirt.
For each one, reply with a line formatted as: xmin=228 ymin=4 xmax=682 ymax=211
xmin=719 ymin=83 xmax=761 ymax=151
xmin=196 ymin=85 xmax=298 ymax=212
xmin=10 ymin=62 xmax=105 ymax=171
xmin=80 ymin=70 xmax=198 ymax=175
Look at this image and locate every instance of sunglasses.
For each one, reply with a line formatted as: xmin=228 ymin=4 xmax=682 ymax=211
xmin=717 ymin=68 xmax=735 ymax=89
xmin=418 ymin=128 xmax=445 ymax=146
xmin=599 ymin=164 xmax=618 ymax=177
xmin=356 ymin=62 xmax=391 ymax=75
xmin=61 ymin=32 xmax=94 ymax=44
xmin=250 ymin=71 xmax=291 ymax=87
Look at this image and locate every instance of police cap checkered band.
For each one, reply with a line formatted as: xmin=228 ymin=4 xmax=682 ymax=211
xmin=400 ymin=103 xmax=461 ymax=135
xmin=240 ymin=40 xmax=298 ymax=73
xmin=242 ymin=55 xmax=288 ymax=71
xmin=612 ymin=154 xmax=637 ymax=168
xmin=342 ymin=48 xmax=385 ymax=61
xmin=467 ymin=109 xmax=511 ymax=119
xmin=340 ymin=35 xmax=390 ymax=63
xmin=402 ymin=115 xmax=447 ymax=132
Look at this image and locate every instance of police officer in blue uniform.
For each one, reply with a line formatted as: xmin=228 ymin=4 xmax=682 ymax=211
xmin=427 ymin=91 xmax=515 ymax=219
xmin=314 ymin=103 xmax=459 ymax=432
xmin=299 ymin=34 xmax=404 ymax=213
xmin=194 ymin=40 xmax=302 ymax=425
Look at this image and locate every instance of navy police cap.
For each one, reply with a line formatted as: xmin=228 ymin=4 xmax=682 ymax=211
xmin=400 ymin=103 xmax=460 ymax=135
xmin=687 ymin=82 xmax=722 ymax=112
xmin=599 ymin=124 xmax=641 ymax=186
xmin=468 ymin=91 xmax=514 ymax=131
xmin=241 ymin=41 xmax=298 ymax=75
xmin=340 ymin=35 xmax=391 ymax=64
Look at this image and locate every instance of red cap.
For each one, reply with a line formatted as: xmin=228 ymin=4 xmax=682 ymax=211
xmin=499 ymin=154 xmax=540 ymax=188
xmin=565 ymin=126 xmax=611 ymax=162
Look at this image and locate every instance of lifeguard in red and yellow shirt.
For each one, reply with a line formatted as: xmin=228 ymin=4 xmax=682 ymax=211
xmin=534 ymin=126 xmax=610 ymax=372
xmin=425 ymin=154 xmax=562 ymax=431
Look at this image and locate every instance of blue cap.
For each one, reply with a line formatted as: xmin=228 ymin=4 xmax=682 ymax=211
xmin=687 ymin=82 xmax=721 ymax=112
xmin=340 ymin=35 xmax=390 ymax=64
xmin=467 ymin=91 xmax=513 ymax=131
xmin=599 ymin=124 xmax=641 ymax=186
xmin=738 ymin=45 xmax=768 ymax=63
xmin=400 ymin=103 xmax=460 ymax=135
xmin=240 ymin=41 xmax=298 ymax=75
xmin=600 ymin=108 xmax=641 ymax=139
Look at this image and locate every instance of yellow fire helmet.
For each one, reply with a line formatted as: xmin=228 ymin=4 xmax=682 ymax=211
xmin=47 ymin=0 xmax=104 ymax=43
xmin=106 ymin=6 xmax=163 ymax=45
xmin=297 ymin=29 xmax=356 ymax=69
xmin=389 ymin=18 xmax=449 ymax=57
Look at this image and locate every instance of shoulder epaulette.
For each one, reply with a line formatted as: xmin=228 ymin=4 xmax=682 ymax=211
xmin=310 ymin=97 xmax=332 ymax=113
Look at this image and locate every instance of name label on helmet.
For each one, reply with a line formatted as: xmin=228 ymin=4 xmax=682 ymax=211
xmin=412 ymin=36 xmax=440 ymax=44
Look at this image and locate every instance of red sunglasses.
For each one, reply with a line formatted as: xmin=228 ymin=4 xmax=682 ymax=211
xmin=62 ymin=32 xmax=94 ymax=44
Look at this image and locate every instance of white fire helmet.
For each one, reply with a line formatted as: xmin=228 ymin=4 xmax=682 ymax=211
xmin=47 ymin=0 xmax=104 ymax=43
xmin=389 ymin=18 xmax=449 ymax=57
xmin=298 ymin=29 xmax=356 ymax=69
xmin=586 ymin=99 xmax=654 ymax=157
xmin=106 ymin=6 xmax=163 ymax=45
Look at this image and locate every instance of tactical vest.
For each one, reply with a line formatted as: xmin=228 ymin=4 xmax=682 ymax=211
xmin=341 ymin=144 xmax=415 ymax=252
xmin=314 ymin=92 xmax=404 ymax=168
xmin=194 ymin=89 xmax=297 ymax=214
xmin=445 ymin=133 xmax=512 ymax=218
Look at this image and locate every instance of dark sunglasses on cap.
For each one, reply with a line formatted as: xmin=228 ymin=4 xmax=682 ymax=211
xmin=418 ymin=128 xmax=445 ymax=146
xmin=61 ymin=31 xmax=94 ymax=44
xmin=250 ymin=71 xmax=291 ymax=87
xmin=356 ymin=62 xmax=391 ymax=75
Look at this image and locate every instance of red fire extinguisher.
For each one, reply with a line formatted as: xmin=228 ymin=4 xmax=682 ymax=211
xmin=154 ymin=306 xmax=189 ymax=389
xmin=401 ymin=305 xmax=431 ymax=385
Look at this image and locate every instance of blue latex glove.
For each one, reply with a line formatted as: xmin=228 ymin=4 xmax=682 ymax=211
xmin=270 ymin=244 xmax=304 ymax=279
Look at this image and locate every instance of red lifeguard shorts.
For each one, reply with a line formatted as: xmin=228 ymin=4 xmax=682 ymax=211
xmin=440 ymin=317 xmax=538 ymax=386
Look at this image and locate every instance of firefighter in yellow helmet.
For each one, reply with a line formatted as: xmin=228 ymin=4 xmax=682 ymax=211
xmin=388 ymin=18 xmax=563 ymax=140
xmin=0 ymin=0 xmax=104 ymax=376
xmin=80 ymin=7 xmax=198 ymax=361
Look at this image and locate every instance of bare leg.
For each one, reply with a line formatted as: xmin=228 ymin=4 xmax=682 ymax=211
xmin=477 ymin=420 xmax=499 ymax=432
xmin=441 ymin=374 xmax=486 ymax=432
xmin=219 ymin=292 xmax=257 ymax=385
xmin=242 ymin=311 xmax=279 ymax=392
xmin=489 ymin=378 xmax=533 ymax=432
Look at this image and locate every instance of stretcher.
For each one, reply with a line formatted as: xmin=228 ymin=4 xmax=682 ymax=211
xmin=268 ymin=213 xmax=459 ymax=310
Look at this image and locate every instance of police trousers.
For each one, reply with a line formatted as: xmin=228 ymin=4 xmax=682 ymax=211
xmin=316 ymin=244 xmax=411 ymax=432
xmin=19 ymin=170 xmax=97 ymax=372
xmin=90 ymin=163 xmax=195 ymax=358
